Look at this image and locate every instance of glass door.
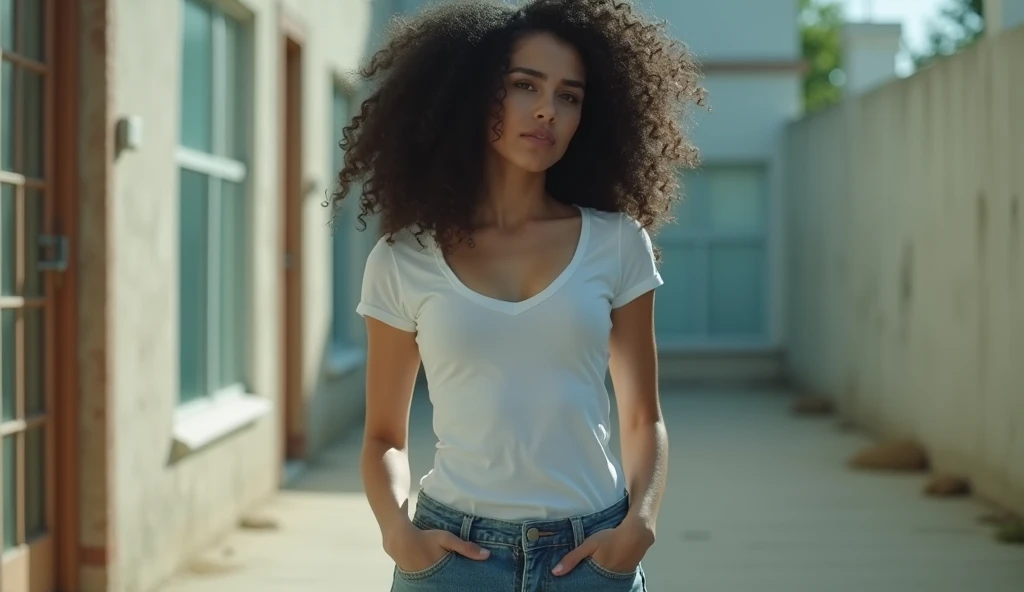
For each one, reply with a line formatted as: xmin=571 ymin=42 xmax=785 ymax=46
xmin=1 ymin=0 xmax=58 ymax=590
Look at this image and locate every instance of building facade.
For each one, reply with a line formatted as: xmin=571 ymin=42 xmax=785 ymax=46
xmin=643 ymin=0 xmax=802 ymax=381
xmin=4 ymin=0 xmax=395 ymax=591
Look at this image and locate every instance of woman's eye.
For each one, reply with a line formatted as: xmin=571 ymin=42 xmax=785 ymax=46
xmin=560 ymin=93 xmax=579 ymax=103
xmin=514 ymin=81 xmax=535 ymax=91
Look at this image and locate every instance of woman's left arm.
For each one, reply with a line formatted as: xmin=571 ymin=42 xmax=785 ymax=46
xmin=553 ymin=290 xmax=666 ymax=576
xmin=607 ymin=289 xmax=667 ymax=538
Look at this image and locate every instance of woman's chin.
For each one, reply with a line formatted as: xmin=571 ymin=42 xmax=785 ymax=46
xmin=508 ymin=153 xmax=561 ymax=174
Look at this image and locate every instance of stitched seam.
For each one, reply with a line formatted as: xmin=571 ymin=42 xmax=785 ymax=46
xmin=584 ymin=557 xmax=637 ymax=580
xmin=387 ymin=243 xmax=411 ymax=323
xmin=396 ymin=552 xmax=454 ymax=579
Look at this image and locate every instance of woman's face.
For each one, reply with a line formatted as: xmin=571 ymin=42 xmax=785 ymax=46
xmin=488 ymin=32 xmax=586 ymax=173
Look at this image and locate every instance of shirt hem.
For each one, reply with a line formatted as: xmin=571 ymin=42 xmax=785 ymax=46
xmin=611 ymin=274 xmax=664 ymax=309
xmin=356 ymin=302 xmax=416 ymax=332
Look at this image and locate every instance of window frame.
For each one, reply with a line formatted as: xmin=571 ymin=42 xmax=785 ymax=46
xmin=659 ymin=162 xmax=771 ymax=344
xmin=175 ymin=0 xmax=253 ymax=405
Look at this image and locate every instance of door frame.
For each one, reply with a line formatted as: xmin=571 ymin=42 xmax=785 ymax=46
xmin=278 ymin=6 xmax=307 ymax=475
xmin=54 ymin=0 xmax=80 ymax=589
xmin=0 ymin=0 xmax=79 ymax=589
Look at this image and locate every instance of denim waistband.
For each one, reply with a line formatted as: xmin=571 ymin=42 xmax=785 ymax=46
xmin=410 ymin=491 xmax=631 ymax=551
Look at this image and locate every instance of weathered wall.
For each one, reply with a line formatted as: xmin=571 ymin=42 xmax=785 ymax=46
xmin=106 ymin=0 xmax=394 ymax=590
xmin=784 ymin=27 xmax=1024 ymax=516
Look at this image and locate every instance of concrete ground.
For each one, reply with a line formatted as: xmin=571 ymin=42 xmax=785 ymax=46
xmin=158 ymin=388 xmax=1024 ymax=592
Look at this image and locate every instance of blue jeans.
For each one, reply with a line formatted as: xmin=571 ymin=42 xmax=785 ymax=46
xmin=391 ymin=491 xmax=649 ymax=592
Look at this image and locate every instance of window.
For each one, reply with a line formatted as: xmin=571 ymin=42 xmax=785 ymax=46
xmin=178 ymin=0 xmax=249 ymax=403
xmin=656 ymin=165 xmax=769 ymax=342
xmin=330 ymin=84 xmax=355 ymax=347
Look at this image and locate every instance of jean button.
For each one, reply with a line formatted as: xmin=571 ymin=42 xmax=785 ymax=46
xmin=526 ymin=527 xmax=540 ymax=542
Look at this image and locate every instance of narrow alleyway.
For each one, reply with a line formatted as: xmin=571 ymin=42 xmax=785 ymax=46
xmin=158 ymin=388 xmax=1024 ymax=592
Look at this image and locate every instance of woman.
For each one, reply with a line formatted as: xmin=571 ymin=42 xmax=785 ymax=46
xmin=330 ymin=0 xmax=704 ymax=589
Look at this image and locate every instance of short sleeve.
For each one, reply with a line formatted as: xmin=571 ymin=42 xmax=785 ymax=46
xmin=355 ymin=238 xmax=417 ymax=332
xmin=612 ymin=214 xmax=664 ymax=308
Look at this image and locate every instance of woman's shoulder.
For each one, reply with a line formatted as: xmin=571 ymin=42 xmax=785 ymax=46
xmin=579 ymin=207 xmax=640 ymax=232
xmin=367 ymin=227 xmax=438 ymax=266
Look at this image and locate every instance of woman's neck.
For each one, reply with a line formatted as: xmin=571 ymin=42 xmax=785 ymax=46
xmin=477 ymin=154 xmax=552 ymax=231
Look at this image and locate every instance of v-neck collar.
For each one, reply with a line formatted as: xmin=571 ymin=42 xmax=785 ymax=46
xmin=434 ymin=205 xmax=591 ymax=316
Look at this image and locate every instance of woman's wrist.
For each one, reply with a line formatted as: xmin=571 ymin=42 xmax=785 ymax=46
xmin=382 ymin=517 xmax=417 ymax=554
xmin=620 ymin=512 xmax=657 ymax=547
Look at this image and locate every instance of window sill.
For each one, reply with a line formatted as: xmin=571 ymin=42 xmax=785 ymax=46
xmin=325 ymin=346 xmax=366 ymax=380
xmin=170 ymin=390 xmax=272 ymax=463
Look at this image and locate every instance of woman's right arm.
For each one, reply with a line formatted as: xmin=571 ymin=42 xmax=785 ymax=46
xmin=360 ymin=316 xmax=423 ymax=550
xmin=360 ymin=317 xmax=490 ymax=568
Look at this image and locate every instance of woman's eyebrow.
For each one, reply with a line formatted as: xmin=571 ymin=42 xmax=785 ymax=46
xmin=508 ymin=66 xmax=586 ymax=89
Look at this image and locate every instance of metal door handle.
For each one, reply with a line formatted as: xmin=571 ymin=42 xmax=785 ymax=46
xmin=38 ymin=234 xmax=69 ymax=272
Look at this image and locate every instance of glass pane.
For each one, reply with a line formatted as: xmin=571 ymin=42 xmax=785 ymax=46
xmin=181 ymin=0 xmax=213 ymax=152
xmin=2 ymin=435 xmax=15 ymax=549
xmin=217 ymin=180 xmax=244 ymax=389
xmin=179 ymin=169 xmax=209 ymax=402
xmin=655 ymin=245 xmax=705 ymax=336
xmin=709 ymin=244 xmax=765 ymax=336
xmin=24 ymin=189 xmax=41 ymax=296
xmin=2 ymin=60 xmax=13 ymax=171
xmin=222 ymin=16 xmax=244 ymax=160
xmin=0 ymin=0 xmax=11 ymax=53
xmin=1 ymin=184 xmax=14 ymax=295
xmin=1 ymin=309 xmax=14 ymax=421
xmin=674 ymin=169 xmax=708 ymax=233
xmin=708 ymin=168 xmax=764 ymax=232
xmin=21 ymin=69 xmax=43 ymax=177
xmin=26 ymin=428 xmax=43 ymax=539
xmin=25 ymin=308 xmax=41 ymax=415
xmin=20 ymin=0 xmax=44 ymax=61
xmin=333 ymin=88 xmax=350 ymax=171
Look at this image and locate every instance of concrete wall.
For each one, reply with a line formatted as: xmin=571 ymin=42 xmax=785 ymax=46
xmin=105 ymin=0 xmax=394 ymax=590
xmin=784 ymin=28 xmax=1024 ymax=516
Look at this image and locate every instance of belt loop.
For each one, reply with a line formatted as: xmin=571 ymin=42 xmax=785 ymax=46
xmin=460 ymin=515 xmax=474 ymax=541
xmin=570 ymin=516 xmax=585 ymax=547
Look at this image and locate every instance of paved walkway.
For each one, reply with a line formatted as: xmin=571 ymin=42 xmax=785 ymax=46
xmin=158 ymin=388 xmax=1024 ymax=592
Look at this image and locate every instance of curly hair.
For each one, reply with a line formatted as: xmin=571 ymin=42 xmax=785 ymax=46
xmin=329 ymin=0 xmax=706 ymax=251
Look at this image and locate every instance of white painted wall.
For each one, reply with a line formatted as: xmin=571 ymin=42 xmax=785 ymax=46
xmin=688 ymin=74 xmax=802 ymax=161
xmin=653 ymin=0 xmax=800 ymax=61
xmin=109 ymin=0 xmax=394 ymax=590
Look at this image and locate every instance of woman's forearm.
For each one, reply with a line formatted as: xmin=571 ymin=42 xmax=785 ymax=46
xmin=361 ymin=436 xmax=415 ymax=550
xmin=620 ymin=419 xmax=669 ymax=536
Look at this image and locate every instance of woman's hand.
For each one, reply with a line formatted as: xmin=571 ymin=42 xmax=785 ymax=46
xmin=552 ymin=520 xmax=655 ymax=576
xmin=384 ymin=521 xmax=491 ymax=573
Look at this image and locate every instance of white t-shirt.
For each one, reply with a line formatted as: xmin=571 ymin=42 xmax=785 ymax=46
xmin=356 ymin=206 xmax=663 ymax=520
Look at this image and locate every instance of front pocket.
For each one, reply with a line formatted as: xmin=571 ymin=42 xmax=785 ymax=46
xmin=583 ymin=557 xmax=638 ymax=580
xmin=395 ymin=551 xmax=455 ymax=581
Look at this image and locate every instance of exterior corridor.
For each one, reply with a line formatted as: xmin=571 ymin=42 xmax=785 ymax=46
xmin=157 ymin=388 xmax=1024 ymax=592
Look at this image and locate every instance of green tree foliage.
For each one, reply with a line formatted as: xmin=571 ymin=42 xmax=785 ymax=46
xmin=914 ymin=0 xmax=985 ymax=68
xmin=800 ymin=0 xmax=844 ymax=113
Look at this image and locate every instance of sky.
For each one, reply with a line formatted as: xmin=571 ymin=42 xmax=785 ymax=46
xmin=831 ymin=0 xmax=952 ymax=76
